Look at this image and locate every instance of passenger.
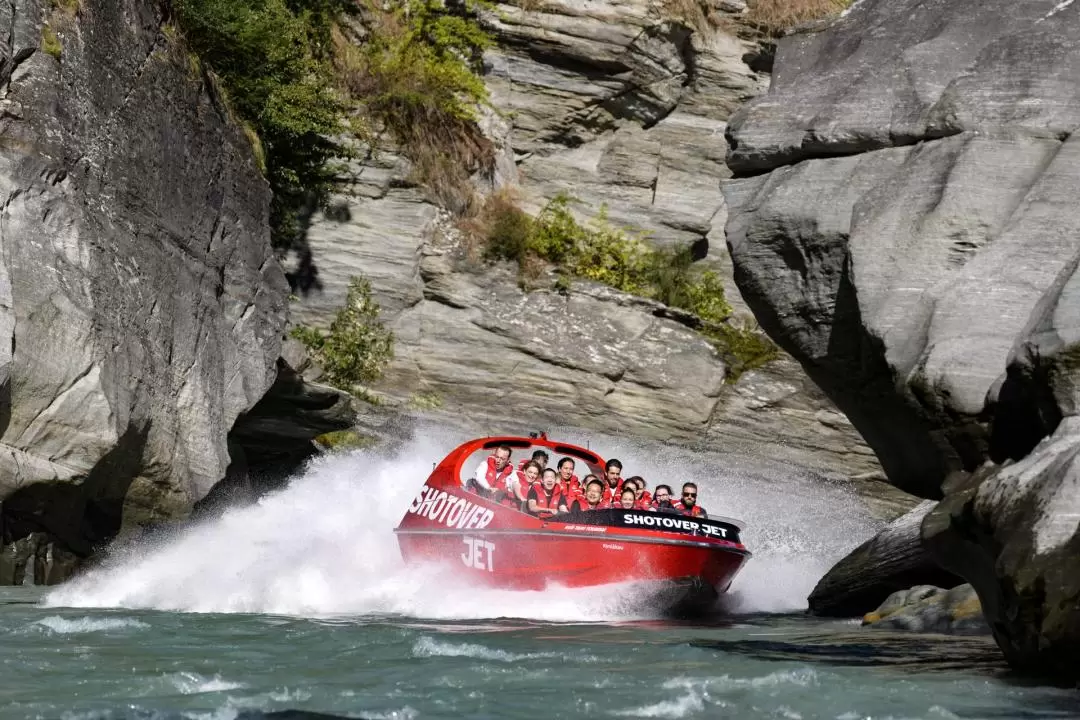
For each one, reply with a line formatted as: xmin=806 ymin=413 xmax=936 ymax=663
xmin=527 ymin=467 xmax=566 ymax=517
xmin=626 ymin=475 xmax=651 ymax=507
xmin=467 ymin=445 xmax=515 ymax=497
xmin=504 ymin=460 xmax=541 ymax=509
xmin=557 ymin=457 xmax=580 ymax=497
xmin=651 ymin=484 xmax=675 ymax=512
xmin=567 ymin=478 xmax=605 ymax=512
xmin=518 ymin=450 xmax=549 ymax=472
xmin=601 ymin=459 xmax=624 ymax=503
xmin=673 ymin=482 xmax=708 ymax=518
xmin=617 ymin=487 xmax=637 ymax=510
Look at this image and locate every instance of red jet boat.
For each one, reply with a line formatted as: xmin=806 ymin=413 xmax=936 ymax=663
xmin=394 ymin=434 xmax=751 ymax=614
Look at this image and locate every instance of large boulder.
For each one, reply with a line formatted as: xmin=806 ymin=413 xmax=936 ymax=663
xmin=723 ymin=0 xmax=1080 ymax=677
xmin=0 ymin=0 xmax=287 ymax=570
xmin=808 ymin=500 xmax=962 ymax=616
xmin=724 ymin=0 xmax=1080 ymax=499
xmin=862 ymin=584 xmax=989 ymax=636
xmin=924 ymin=418 xmax=1080 ymax=678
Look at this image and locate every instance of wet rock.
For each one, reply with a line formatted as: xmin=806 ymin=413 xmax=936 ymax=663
xmin=0 ymin=0 xmax=286 ymax=573
xmin=808 ymin=501 xmax=962 ymax=616
xmin=863 ymin=584 xmax=989 ymax=636
xmin=924 ymin=418 xmax=1080 ymax=679
xmin=0 ymin=531 xmax=81 ymax=586
xmin=724 ymin=0 xmax=1080 ymax=499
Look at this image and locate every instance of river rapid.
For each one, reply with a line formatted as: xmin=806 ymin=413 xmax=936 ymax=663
xmin=5 ymin=432 xmax=1076 ymax=719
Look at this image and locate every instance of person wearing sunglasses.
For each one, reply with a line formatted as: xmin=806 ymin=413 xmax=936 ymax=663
xmin=673 ymin=482 xmax=707 ymax=518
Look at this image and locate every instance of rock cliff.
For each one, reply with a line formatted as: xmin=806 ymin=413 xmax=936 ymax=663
xmin=0 ymin=0 xmax=287 ymax=569
xmin=724 ymin=0 xmax=1080 ymax=677
xmin=724 ymin=0 xmax=1080 ymax=500
xmin=286 ymin=0 xmax=881 ymax=481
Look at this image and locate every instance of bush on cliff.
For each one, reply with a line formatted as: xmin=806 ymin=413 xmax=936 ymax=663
xmin=291 ymin=276 xmax=394 ymax=392
xmin=174 ymin=0 xmax=350 ymax=249
xmin=336 ymin=0 xmax=495 ymax=211
xmin=175 ymin=0 xmax=494 ymax=247
xmin=744 ymin=0 xmax=850 ymax=35
xmin=477 ymin=192 xmax=779 ymax=379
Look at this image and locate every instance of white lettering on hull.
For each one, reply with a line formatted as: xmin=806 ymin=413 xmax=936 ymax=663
xmin=406 ymin=487 xmax=495 ymax=529
xmin=461 ymin=536 xmax=495 ymax=572
xmin=621 ymin=512 xmax=727 ymax=537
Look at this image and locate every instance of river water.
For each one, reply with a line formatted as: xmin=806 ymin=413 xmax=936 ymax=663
xmin=4 ymin=434 xmax=1077 ymax=719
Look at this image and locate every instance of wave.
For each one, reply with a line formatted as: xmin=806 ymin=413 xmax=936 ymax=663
xmin=27 ymin=615 xmax=150 ymax=634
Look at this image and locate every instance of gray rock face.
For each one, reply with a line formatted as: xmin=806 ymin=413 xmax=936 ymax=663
xmin=808 ymin=500 xmax=961 ymax=616
xmin=924 ymin=418 xmax=1080 ymax=678
xmin=863 ymin=584 xmax=989 ymax=636
xmin=724 ymin=0 xmax=1080 ymax=498
xmin=0 ymin=0 xmax=287 ymax=562
xmin=287 ymin=1 xmax=879 ymax=480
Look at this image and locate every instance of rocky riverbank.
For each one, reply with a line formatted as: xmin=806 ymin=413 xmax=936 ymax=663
xmin=724 ymin=0 xmax=1080 ymax=679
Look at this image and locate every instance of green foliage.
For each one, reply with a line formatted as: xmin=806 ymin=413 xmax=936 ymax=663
xmin=41 ymin=25 xmax=62 ymax=58
xmin=174 ymin=0 xmax=351 ymax=248
xmin=314 ymin=430 xmax=377 ymax=451
xmin=290 ymin=276 xmax=394 ymax=393
xmin=705 ymin=319 xmax=780 ymax=383
xmin=408 ymin=390 xmax=444 ymax=410
xmin=478 ymin=192 xmax=779 ymax=377
xmin=339 ymin=0 xmax=494 ymax=209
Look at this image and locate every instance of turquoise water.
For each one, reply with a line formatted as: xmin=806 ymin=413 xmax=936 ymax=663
xmin=2 ymin=589 xmax=1076 ymax=720
xmin=6 ymin=435 xmax=1078 ymax=719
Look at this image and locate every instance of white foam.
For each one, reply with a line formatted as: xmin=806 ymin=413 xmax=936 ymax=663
xmin=612 ymin=692 xmax=706 ymax=718
xmin=167 ymin=672 xmax=245 ymax=695
xmin=412 ymin=635 xmax=559 ymax=662
xmin=30 ymin=615 xmax=150 ymax=634
xmin=361 ymin=708 xmax=419 ymax=720
xmin=44 ymin=429 xmax=880 ymax=619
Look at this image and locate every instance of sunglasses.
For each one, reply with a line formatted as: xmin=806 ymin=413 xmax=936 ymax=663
xmin=682 ymin=492 xmax=697 ymax=498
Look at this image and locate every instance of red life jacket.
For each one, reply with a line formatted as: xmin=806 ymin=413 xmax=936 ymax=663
xmin=529 ymin=482 xmax=563 ymax=515
xmin=601 ymin=481 xmax=623 ymax=504
xmin=637 ymin=490 xmax=652 ymax=506
xmin=673 ymin=501 xmax=706 ymax=518
xmin=567 ymin=496 xmax=599 ymax=513
xmin=485 ymin=455 xmax=515 ymax=492
xmin=562 ymin=475 xmax=581 ymax=497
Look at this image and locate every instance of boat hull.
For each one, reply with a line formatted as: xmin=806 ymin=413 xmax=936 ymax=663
xmin=395 ymin=525 xmax=749 ymax=613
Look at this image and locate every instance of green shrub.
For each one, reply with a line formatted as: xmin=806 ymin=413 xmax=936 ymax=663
xmin=41 ymin=24 xmax=62 ymax=58
xmin=314 ymin=430 xmax=376 ymax=451
xmin=174 ymin=0 xmax=350 ymax=249
xmin=477 ymin=192 xmax=779 ymax=378
xmin=291 ymin=276 xmax=394 ymax=393
xmin=338 ymin=0 xmax=494 ymax=210
xmin=705 ymin=319 xmax=780 ymax=382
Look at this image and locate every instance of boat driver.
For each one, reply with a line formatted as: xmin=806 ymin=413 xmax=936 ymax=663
xmin=467 ymin=445 xmax=515 ymax=497
xmin=673 ymin=482 xmax=707 ymax=518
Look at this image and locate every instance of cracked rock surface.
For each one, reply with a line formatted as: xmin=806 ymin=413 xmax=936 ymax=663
xmin=724 ymin=0 xmax=1080 ymax=677
xmin=287 ymin=0 xmax=880 ymax=482
xmin=725 ymin=0 xmax=1080 ymax=499
xmin=0 ymin=0 xmax=287 ymax=571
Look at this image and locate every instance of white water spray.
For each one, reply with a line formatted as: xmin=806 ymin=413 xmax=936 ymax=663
xmin=45 ymin=428 xmax=880 ymax=619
